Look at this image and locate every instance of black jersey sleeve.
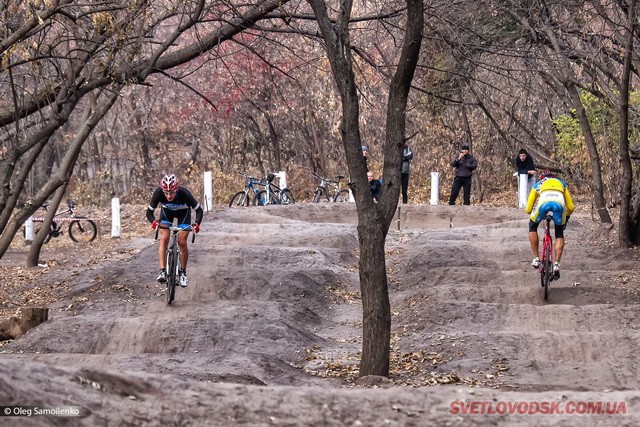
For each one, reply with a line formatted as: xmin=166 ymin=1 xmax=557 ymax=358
xmin=146 ymin=187 xmax=163 ymax=223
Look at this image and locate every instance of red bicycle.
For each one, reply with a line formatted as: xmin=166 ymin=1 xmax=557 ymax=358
xmin=539 ymin=215 xmax=555 ymax=301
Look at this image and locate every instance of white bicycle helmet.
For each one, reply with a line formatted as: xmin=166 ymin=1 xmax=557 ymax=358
xmin=160 ymin=174 xmax=179 ymax=192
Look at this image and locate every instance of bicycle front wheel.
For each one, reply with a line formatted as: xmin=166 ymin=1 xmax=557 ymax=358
xmin=280 ymin=189 xmax=295 ymax=205
xmin=312 ymin=189 xmax=323 ymax=203
xmin=229 ymin=191 xmax=250 ymax=208
xmin=68 ymin=219 xmax=97 ymax=243
xmin=166 ymin=243 xmax=178 ymax=304
xmin=333 ymin=189 xmax=350 ymax=202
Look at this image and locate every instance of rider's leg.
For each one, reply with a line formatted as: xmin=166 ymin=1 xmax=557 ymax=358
xmin=552 ymin=207 xmax=565 ymax=263
xmin=529 ymin=231 xmax=539 ymax=258
xmin=178 ymin=231 xmax=189 ymax=270
xmin=158 ymin=229 xmax=170 ymax=269
xmin=555 ymin=238 xmax=565 ymax=262
xmin=528 ymin=219 xmax=540 ymax=258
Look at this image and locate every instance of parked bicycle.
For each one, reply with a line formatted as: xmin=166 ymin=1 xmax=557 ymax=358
xmin=539 ymin=214 xmax=555 ymax=301
xmin=33 ymin=199 xmax=98 ymax=244
xmin=155 ymin=223 xmax=195 ymax=305
xmin=229 ymin=172 xmax=262 ymax=207
xmin=254 ymin=173 xmax=295 ymax=206
xmin=311 ymin=173 xmax=349 ymax=203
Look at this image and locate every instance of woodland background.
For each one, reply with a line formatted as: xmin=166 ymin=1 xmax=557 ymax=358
xmin=1 ymin=0 xmax=639 ymax=246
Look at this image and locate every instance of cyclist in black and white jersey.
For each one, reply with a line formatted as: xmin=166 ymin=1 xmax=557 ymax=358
xmin=146 ymin=174 xmax=203 ymax=287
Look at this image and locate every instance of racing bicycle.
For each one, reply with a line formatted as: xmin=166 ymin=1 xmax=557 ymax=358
xmin=539 ymin=215 xmax=555 ymax=301
xmin=229 ymin=172 xmax=261 ymax=207
xmin=156 ymin=224 xmax=195 ymax=305
xmin=33 ymin=199 xmax=98 ymax=244
xmin=311 ymin=173 xmax=349 ymax=203
xmin=254 ymin=173 xmax=295 ymax=206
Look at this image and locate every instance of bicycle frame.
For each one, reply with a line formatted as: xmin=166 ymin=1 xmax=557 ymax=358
xmin=254 ymin=174 xmax=295 ymax=205
xmin=312 ymin=173 xmax=346 ymax=203
xmin=229 ymin=172 xmax=261 ymax=207
xmin=540 ymin=215 xmax=554 ymax=301
xmin=241 ymin=173 xmax=261 ymax=198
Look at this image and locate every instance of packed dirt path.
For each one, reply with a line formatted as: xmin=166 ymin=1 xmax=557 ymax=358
xmin=1 ymin=203 xmax=640 ymax=426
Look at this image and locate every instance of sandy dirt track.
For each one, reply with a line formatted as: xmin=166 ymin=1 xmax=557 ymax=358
xmin=1 ymin=203 xmax=640 ymax=426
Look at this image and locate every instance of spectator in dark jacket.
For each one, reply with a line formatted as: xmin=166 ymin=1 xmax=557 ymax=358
xmin=448 ymin=143 xmax=478 ymax=205
xmin=401 ymin=142 xmax=413 ymax=204
xmin=514 ymin=148 xmax=536 ymax=192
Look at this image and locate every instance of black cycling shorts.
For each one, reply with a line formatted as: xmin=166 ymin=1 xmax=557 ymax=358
xmin=160 ymin=208 xmax=192 ymax=226
xmin=529 ymin=219 xmax=564 ymax=239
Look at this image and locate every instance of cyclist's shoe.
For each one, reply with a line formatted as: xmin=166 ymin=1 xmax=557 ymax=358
xmin=179 ymin=271 xmax=188 ymax=287
xmin=553 ymin=262 xmax=560 ymax=279
xmin=156 ymin=269 xmax=167 ymax=283
xmin=531 ymin=257 xmax=541 ymax=269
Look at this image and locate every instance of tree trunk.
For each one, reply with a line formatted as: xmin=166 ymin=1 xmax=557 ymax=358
xmin=307 ymin=0 xmax=422 ymax=377
xmin=358 ymin=217 xmax=390 ymax=375
xmin=566 ymin=83 xmax=612 ymax=224
xmin=617 ymin=0 xmax=636 ymax=247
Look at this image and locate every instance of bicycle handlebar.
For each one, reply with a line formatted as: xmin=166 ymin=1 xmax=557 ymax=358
xmin=311 ymin=172 xmax=338 ymax=184
xmin=154 ymin=224 xmax=197 ymax=243
xmin=238 ymin=172 xmax=261 ymax=184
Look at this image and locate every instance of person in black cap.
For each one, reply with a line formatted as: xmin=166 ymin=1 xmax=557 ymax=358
xmin=448 ymin=143 xmax=478 ymax=205
xmin=514 ymin=148 xmax=536 ymax=193
xmin=361 ymin=145 xmax=369 ymax=171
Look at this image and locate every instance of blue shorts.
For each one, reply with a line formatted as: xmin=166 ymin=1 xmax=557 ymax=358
xmin=529 ymin=201 xmax=565 ymax=239
xmin=532 ymin=201 xmax=564 ymax=226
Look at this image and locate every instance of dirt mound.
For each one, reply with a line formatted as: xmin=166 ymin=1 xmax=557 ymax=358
xmin=2 ymin=203 xmax=640 ymax=425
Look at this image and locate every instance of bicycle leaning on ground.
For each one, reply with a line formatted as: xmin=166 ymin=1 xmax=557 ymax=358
xmin=32 ymin=199 xmax=98 ymax=244
xmin=229 ymin=172 xmax=262 ymax=207
xmin=311 ymin=173 xmax=349 ymax=203
xmin=155 ymin=223 xmax=195 ymax=305
xmin=538 ymin=214 xmax=555 ymax=301
xmin=254 ymin=173 xmax=295 ymax=206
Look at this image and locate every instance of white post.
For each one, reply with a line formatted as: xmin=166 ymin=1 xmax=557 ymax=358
xmin=203 ymin=171 xmax=213 ymax=212
xmin=430 ymin=172 xmax=440 ymax=205
xmin=277 ymin=171 xmax=287 ymax=189
xmin=518 ymin=174 xmax=529 ymax=209
xmin=24 ymin=216 xmax=34 ymax=243
xmin=111 ymin=197 xmax=121 ymax=238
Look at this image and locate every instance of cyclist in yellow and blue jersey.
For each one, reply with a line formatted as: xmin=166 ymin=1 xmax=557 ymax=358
xmin=525 ymin=170 xmax=575 ymax=278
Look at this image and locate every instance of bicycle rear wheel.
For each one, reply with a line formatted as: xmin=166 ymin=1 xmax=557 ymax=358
xmin=166 ymin=243 xmax=178 ymax=304
xmin=229 ymin=191 xmax=250 ymax=207
xmin=333 ymin=189 xmax=350 ymax=202
xmin=280 ymin=189 xmax=295 ymax=205
xmin=541 ymin=246 xmax=552 ymax=301
xmin=68 ymin=219 xmax=97 ymax=242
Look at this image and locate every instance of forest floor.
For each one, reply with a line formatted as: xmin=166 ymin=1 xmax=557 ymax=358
xmin=1 ymin=201 xmax=640 ymax=426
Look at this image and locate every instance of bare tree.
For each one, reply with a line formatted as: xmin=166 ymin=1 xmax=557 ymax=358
xmin=0 ymin=0 xmax=292 ymax=259
xmin=306 ymin=0 xmax=423 ymax=377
